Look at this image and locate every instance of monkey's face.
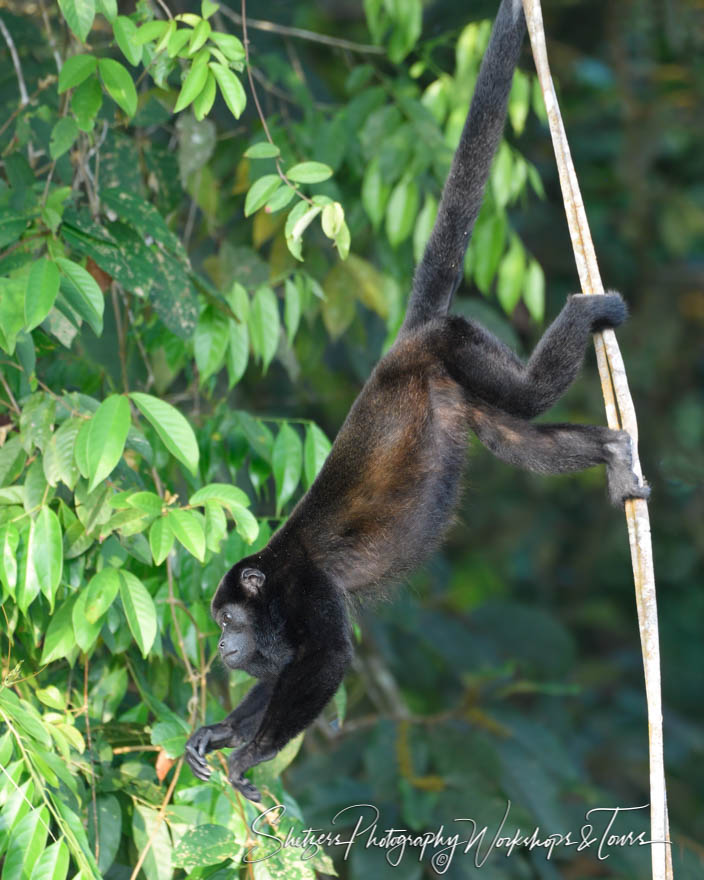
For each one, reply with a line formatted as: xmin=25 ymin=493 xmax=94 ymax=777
xmin=216 ymin=602 xmax=257 ymax=670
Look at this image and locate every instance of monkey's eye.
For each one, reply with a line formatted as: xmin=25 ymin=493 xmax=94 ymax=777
xmin=221 ymin=611 xmax=232 ymax=626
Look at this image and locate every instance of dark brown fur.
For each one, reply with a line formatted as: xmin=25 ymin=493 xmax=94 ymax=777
xmin=184 ymin=0 xmax=649 ymax=802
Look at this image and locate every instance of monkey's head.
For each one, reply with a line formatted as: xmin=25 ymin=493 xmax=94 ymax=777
xmin=210 ymin=551 xmax=294 ymax=678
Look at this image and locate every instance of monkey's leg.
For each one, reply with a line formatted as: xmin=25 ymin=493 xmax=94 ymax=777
xmin=443 ymin=292 xmax=627 ymax=418
xmin=468 ymin=404 xmax=649 ymax=505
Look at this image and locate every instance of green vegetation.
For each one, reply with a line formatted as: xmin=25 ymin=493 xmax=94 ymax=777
xmin=0 ymin=1 xmax=701 ymax=878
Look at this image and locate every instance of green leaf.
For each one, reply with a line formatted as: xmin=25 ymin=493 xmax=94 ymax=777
xmin=174 ymin=56 xmax=210 ymax=113
xmin=284 ymin=278 xmax=301 ymax=344
xmin=50 ymin=117 xmax=79 ymax=160
xmin=204 ymin=500 xmax=226 ymax=552
xmin=74 ymin=418 xmax=91 ymax=478
xmin=285 ymin=203 xmax=321 ymax=261
xmin=248 ymin=285 xmax=280 ymax=373
xmin=321 ymin=202 xmax=344 ymax=238
xmin=58 ymin=54 xmax=97 ymax=92
xmin=244 ymin=142 xmax=280 ymax=159
xmin=385 ymin=176 xmax=419 ymax=247
xmin=134 ymin=20 xmax=169 ymax=45
xmin=265 ymin=184 xmax=295 ymax=214
xmin=491 ymin=142 xmax=513 ymax=208
xmin=173 ymin=824 xmax=241 ymax=869
xmin=120 ymin=570 xmax=157 ymax=657
xmin=167 ymin=27 xmax=192 ymax=58
xmin=226 ymin=318 xmax=248 ymax=388
xmin=132 ymin=805 xmax=173 ymax=880
xmin=497 ymin=237 xmax=526 ymax=314
xmin=25 ymin=259 xmax=60 ymax=330
xmin=130 ymin=392 xmax=199 ymax=475
xmin=84 ymin=566 xmax=121 ymax=623
xmin=303 ymin=423 xmax=331 ymax=489
xmin=71 ymin=75 xmax=103 ymax=130
xmin=230 ymin=504 xmax=258 ymax=544
xmin=189 ymin=483 xmax=250 ymax=509
xmin=208 ymin=32 xmax=245 ymax=63
xmin=189 ymin=19 xmax=211 ymax=55
xmin=43 ymin=418 xmax=81 ymax=489
xmin=151 ymin=718 xmax=189 ymax=758
xmin=285 ymin=161 xmax=333 ymax=184
xmin=40 ymin=595 xmax=78 ymax=664
xmin=272 ymin=423 xmax=302 ymax=515
xmin=72 ymin=587 xmax=103 ymax=652
xmin=149 ymin=517 xmax=174 ymax=565
xmin=523 ymin=259 xmax=545 ymax=322
xmin=0 ymin=523 xmax=19 ymax=598
xmin=193 ymin=70 xmax=217 ymax=120
xmin=244 ymin=174 xmax=282 ymax=217
xmin=58 ymin=0 xmax=96 ymax=42
xmin=413 ymin=194 xmax=438 ymax=264
xmin=86 ymin=394 xmax=130 ymax=491
xmin=2 ymin=806 xmax=49 ymax=880
xmin=509 ymin=69 xmax=531 ymax=135
xmin=55 ymin=257 xmax=104 ymax=335
xmin=202 ymin=0 xmax=219 ymax=19
xmin=32 ymin=838 xmax=69 ymax=880
xmin=97 ymin=0 xmax=117 ymax=21
xmin=209 ymin=61 xmax=246 ymax=118
xmin=472 ymin=211 xmax=506 ymax=295
xmin=194 ymin=308 xmax=229 ymax=382
xmin=32 ymin=507 xmax=63 ymax=610
xmin=126 ymin=491 xmax=163 ymax=516
xmin=98 ymin=58 xmax=138 ymax=117
xmin=114 ymin=15 xmax=142 ymax=66
xmin=92 ymin=796 xmax=121 ymax=875
xmin=167 ymin=509 xmax=205 ymax=561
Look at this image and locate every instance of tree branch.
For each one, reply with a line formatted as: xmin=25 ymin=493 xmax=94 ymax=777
xmin=521 ymin=3 xmax=672 ymax=880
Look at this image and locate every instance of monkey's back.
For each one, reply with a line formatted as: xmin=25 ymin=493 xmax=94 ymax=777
xmin=288 ymin=324 xmax=469 ymax=592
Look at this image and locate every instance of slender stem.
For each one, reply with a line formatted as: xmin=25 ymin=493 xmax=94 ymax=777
xmin=218 ymin=5 xmax=384 ymax=55
xmin=82 ymin=659 xmax=100 ymax=865
xmin=521 ymin=3 xmax=671 ymax=879
xmin=0 ymin=16 xmax=29 ymax=105
xmin=0 ymin=370 xmax=20 ymax=415
xmin=240 ymin=0 xmax=314 ymax=206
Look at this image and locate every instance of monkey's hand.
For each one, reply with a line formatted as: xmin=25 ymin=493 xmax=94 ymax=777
xmin=185 ymin=722 xmax=236 ymax=781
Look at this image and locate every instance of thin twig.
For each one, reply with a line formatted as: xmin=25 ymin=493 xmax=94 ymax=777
xmin=0 ymin=370 xmax=20 ymax=415
xmin=0 ymin=16 xmax=29 ymax=105
xmin=128 ymin=759 xmax=183 ymax=880
xmin=38 ymin=0 xmax=62 ymax=73
xmin=82 ymin=659 xmax=100 ymax=865
xmin=218 ymin=5 xmax=384 ymax=55
xmin=240 ymin=0 xmax=314 ymax=206
xmin=521 ymin=3 xmax=671 ymax=880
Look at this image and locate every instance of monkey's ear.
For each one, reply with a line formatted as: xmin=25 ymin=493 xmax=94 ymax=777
xmin=240 ymin=567 xmax=265 ymax=597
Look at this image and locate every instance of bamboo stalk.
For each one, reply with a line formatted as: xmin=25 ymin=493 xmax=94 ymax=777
xmin=520 ymin=2 xmax=672 ymax=878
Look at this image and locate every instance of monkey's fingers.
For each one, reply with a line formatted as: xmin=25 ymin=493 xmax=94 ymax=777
xmin=185 ymin=744 xmax=212 ymax=780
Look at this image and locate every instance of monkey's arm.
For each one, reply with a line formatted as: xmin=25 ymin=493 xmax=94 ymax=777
xmin=226 ymin=637 xmax=352 ymax=802
xmin=185 ymin=681 xmax=274 ymax=781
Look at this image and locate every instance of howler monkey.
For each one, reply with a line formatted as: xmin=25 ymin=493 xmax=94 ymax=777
xmin=185 ymin=0 xmax=649 ymax=801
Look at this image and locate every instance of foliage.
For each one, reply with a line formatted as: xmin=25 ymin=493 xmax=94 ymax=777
xmin=1 ymin=1 xmax=702 ymax=879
